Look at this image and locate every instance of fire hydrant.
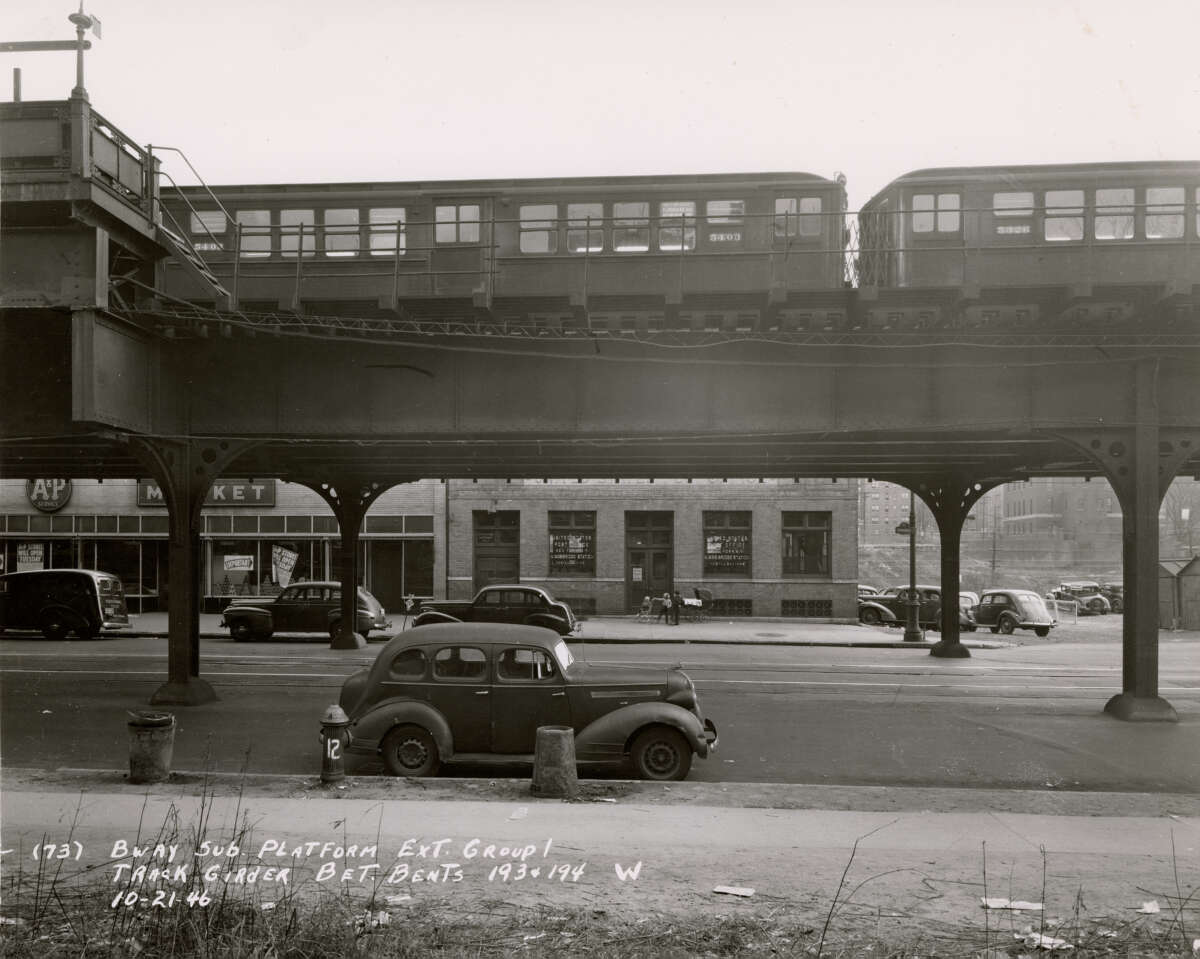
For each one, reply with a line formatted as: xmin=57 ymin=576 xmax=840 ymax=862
xmin=319 ymin=705 xmax=351 ymax=783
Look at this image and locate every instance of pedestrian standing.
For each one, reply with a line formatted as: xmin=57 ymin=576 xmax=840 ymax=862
xmin=671 ymin=590 xmax=682 ymax=625
xmin=657 ymin=591 xmax=672 ymax=623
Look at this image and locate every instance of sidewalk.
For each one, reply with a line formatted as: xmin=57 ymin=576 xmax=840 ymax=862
xmin=121 ymin=611 xmax=1013 ymax=648
xmin=3 ymin=768 xmax=1199 ymax=933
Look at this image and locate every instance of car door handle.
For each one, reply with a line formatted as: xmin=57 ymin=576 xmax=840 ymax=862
xmin=475 ymin=690 xmax=490 ymax=696
xmin=551 ymin=692 xmax=565 ymax=697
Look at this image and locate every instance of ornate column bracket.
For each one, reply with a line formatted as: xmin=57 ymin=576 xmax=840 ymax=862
xmin=302 ymin=475 xmax=396 ymax=650
xmin=122 ymin=436 xmax=259 ymax=706
xmin=1048 ymin=425 xmax=1200 ymax=722
xmin=878 ymin=474 xmax=1009 ymax=660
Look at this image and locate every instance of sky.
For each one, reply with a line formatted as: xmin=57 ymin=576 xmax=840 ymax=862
xmin=3 ymin=0 xmax=1198 ymax=211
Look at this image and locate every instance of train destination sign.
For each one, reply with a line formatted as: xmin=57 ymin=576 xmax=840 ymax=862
xmin=138 ymin=479 xmax=276 ymax=508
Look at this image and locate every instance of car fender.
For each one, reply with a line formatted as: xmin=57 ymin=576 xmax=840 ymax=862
xmin=346 ymin=699 xmax=453 ymax=759
xmin=41 ymin=603 xmax=90 ymax=631
xmin=411 ymin=610 xmax=463 ymax=628
xmin=221 ymin=605 xmax=273 ymax=631
xmin=524 ymin=612 xmax=569 ymax=634
xmin=575 ymin=702 xmax=711 ymax=761
xmin=858 ymin=600 xmax=899 ymax=622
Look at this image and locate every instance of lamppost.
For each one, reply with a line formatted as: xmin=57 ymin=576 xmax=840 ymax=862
xmin=902 ymin=490 xmax=923 ymax=642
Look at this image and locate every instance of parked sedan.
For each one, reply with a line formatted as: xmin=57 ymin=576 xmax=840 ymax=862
xmin=221 ymin=581 xmax=391 ymax=641
xmin=858 ymin=585 xmax=975 ymax=631
xmin=338 ymin=622 xmax=718 ymax=781
xmin=974 ymin=589 xmax=1056 ymax=637
xmin=1048 ymin=581 xmax=1111 ymax=615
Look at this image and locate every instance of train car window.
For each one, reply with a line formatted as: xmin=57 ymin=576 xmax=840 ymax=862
xmin=369 ymin=208 xmax=407 ymax=255
xmin=236 ymin=210 xmax=271 ymax=258
xmin=189 ymin=211 xmax=226 ymax=251
xmin=706 ymin=199 xmax=744 ymax=223
xmin=519 ymin=204 xmax=558 ymax=254
xmin=436 ymin=204 xmax=481 ymax=244
xmin=325 ymin=209 xmax=360 ymax=256
xmin=1095 ymin=189 xmax=1134 ymax=240
xmin=1145 ymin=187 xmax=1184 ymax=239
xmin=911 ymin=194 xmax=960 ymax=234
xmin=1044 ymin=190 xmax=1083 ymax=241
xmin=992 ymin=193 xmax=1033 ymax=235
xmin=280 ymin=210 xmax=315 ymax=258
xmin=775 ymin=197 xmax=822 ymax=238
xmin=567 ymin=203 xmax=603 ymax=253
xmin=613 ymin=202 xmax=650 ymax=252
xmin=1196 ymin=187 xmax=1200 ymax=237
xmin=658 ymin=201 xmax=696 ymax=251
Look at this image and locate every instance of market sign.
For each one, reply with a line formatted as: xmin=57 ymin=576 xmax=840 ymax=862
xmin=26 ymin=479 xmax=72 ymax=512
xmin=138 ymin=479 xmax=276 ymax=507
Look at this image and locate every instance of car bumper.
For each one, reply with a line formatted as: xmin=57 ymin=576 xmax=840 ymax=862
xmin=699 ymin=718 xmax=718 ymax=757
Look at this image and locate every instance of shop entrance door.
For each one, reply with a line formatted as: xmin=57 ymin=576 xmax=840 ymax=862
xmin=473 ymin=510 xmax=520 ymax=593
xmin=625 ymin=511 xmax=673 ymax=612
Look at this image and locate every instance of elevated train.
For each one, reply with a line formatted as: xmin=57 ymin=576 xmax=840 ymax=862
xmin=159 ymin=161 xmax=1200 ymax=332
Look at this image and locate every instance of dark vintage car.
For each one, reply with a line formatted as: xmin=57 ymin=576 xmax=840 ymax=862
xmin=973 ymin=589 xmax=1056 ymax=637
xmin=338 ymin=622 xmax=717 ymax=780
xmin=1048 ymin=581 xmax=1111 ymax=615
xmin=412 ymin=584 xmax=580 ymax=636
xmin=220 ymin=581 xmax=390 ymax=641
xmin=0 ymin=569 xmax=129 ymax=640
xmin=1099 ymin=582 xmax=1124 ymax=613
xmin=857 ymin=585 xmax=975 ymax=631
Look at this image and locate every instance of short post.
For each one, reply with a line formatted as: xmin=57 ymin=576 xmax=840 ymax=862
xmin=530 ymin=725 xmax=578 ymax=799
xmin=319 ymin=705 xmax=351 ymax=783
xmin=127 ymin=709 xmax=175 ymax=784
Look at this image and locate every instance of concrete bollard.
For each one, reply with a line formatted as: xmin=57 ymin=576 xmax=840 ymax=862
xmin=530 ymin=725 xmax=578 ymax=799
xmin=127 ymin=709 xmax=175 ymax=784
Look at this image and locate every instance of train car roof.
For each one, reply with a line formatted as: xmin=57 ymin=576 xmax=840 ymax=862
xmin=168 ymin=170 xmax=842 ymax=199
xmin=862 ymin=160 xmax=1200 ymax=208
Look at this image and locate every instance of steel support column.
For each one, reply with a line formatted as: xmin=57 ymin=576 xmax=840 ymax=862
xmin=1053 ymin=359 xmax=1200 ymax=721
xmin=126 ymin=436 xmax=255 ymax=705
xmin=909 ymin=477 xmax=1004 ymax=659
xmin=305 ymin=477 xmax=394 ymax=650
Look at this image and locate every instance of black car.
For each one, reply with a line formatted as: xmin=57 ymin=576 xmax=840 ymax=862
xmin=339 ymin=622 xmax=717 ymax=781
xmin=973 ymin=589 xmax=1056 ymax=637
xmin=221 ymin=581 xmax=391 ymax=641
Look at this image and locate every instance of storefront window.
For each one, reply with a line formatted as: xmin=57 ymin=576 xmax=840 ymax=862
xmin=782 ymin=511 xmax=830 ymax=575
xmin=548 ymin=511 xmax=596 ymax=575
xmin=703 ymin=511 xmax=751 ymax=576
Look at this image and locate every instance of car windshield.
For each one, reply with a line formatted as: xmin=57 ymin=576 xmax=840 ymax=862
xmin=552 ymin=639 xmax=574 ymax=672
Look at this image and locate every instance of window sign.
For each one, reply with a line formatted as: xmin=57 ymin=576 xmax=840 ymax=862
xmin=223 ymin=555 xmax=254 ymax=572
xmin=271 ymin=545 xmax=299 ymax=588
xmin=702 ymin=511 xmax=751 ymax=575
xmin=549 ymin=510 xmax=596 ymax=575
xmin=17 ymin=543 xmax=44 ymax=572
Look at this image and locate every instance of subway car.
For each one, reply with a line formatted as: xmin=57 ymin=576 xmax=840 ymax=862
xmin=161 ymin=171 xmax=849 ymax=332
xmin=856 ymin=161 xmax=1200 ymax=328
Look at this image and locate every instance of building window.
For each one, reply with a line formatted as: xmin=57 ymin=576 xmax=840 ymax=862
xmin=279 ymin=210 xmax=315 ymax=258
xmin=912 ymin=194 xmax=960 ymax=234
xmin=1146 ymin=187 xmax=1184 ymax=239
xmin=1094 ymin=188 xmax=1134 ymax=240
xmin=520 ymin=204 xmax=558 ymax=254
xmin=369 ymin=208 xmax=407 ymax=255
xmin=703 ymin=510 xmax=751 ymax=576
xmin=325 ymin=208 xmax=360 ymax=256
xmin=782 ymin=511 xmax=830 ymax=575
xmin=613 ymin=202 xmax=650 ymax=251
xmin=548 ymin=510 xmax=595 ymax=575
xmin=1044 ymin=190 xmax=1084 ymax=241
xmin=992 ymin=192 xmax=1033 ymax=235
xmin=566 ymin=203 xmax=603 ymax=253
xmin=658 ymin=201 xmax=696 ymax=251
xmin=189 ymin=210 xmax=226 ymax=251
xmin=236 ymin=210 xmax=271 ymax=258
xmin=775 ymin=197 xmax=822 ymax=238
xmin=435 ymin=204 xmax=480 ymax=244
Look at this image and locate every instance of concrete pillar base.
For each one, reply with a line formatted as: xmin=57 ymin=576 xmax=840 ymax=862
xmin=1104 ymin=693 xmax=1178 ymax=723
xmin=531 ymin=725 xmax=579 ymax=799
xmin=330 ymin=629 xmax=367 ymax=650
xmin=150 ymin=678 xmax=218 ymax=706
xmin=929 ymin=639 xmax=970 ymax=659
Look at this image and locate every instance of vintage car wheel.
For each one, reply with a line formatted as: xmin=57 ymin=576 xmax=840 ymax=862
xmin=1035 ymin=627 xmax=1051 ymax=638
xmin=380 ymin=725 xmax=441 ymax=778
xmin=40 ymin=614 xmax=68 ymax=642
xmin=859 ymin=607 xmax=882 ymax=626
xmin=998 ymin=616 xmax=1016 ymax=635
xmin=1090 ymin=600 xmax=1107 ymax=615
xmin=230 ymin=620 xmax=253 ymax=642
xmin=630 ymin=726 xmax=692 ymax=782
